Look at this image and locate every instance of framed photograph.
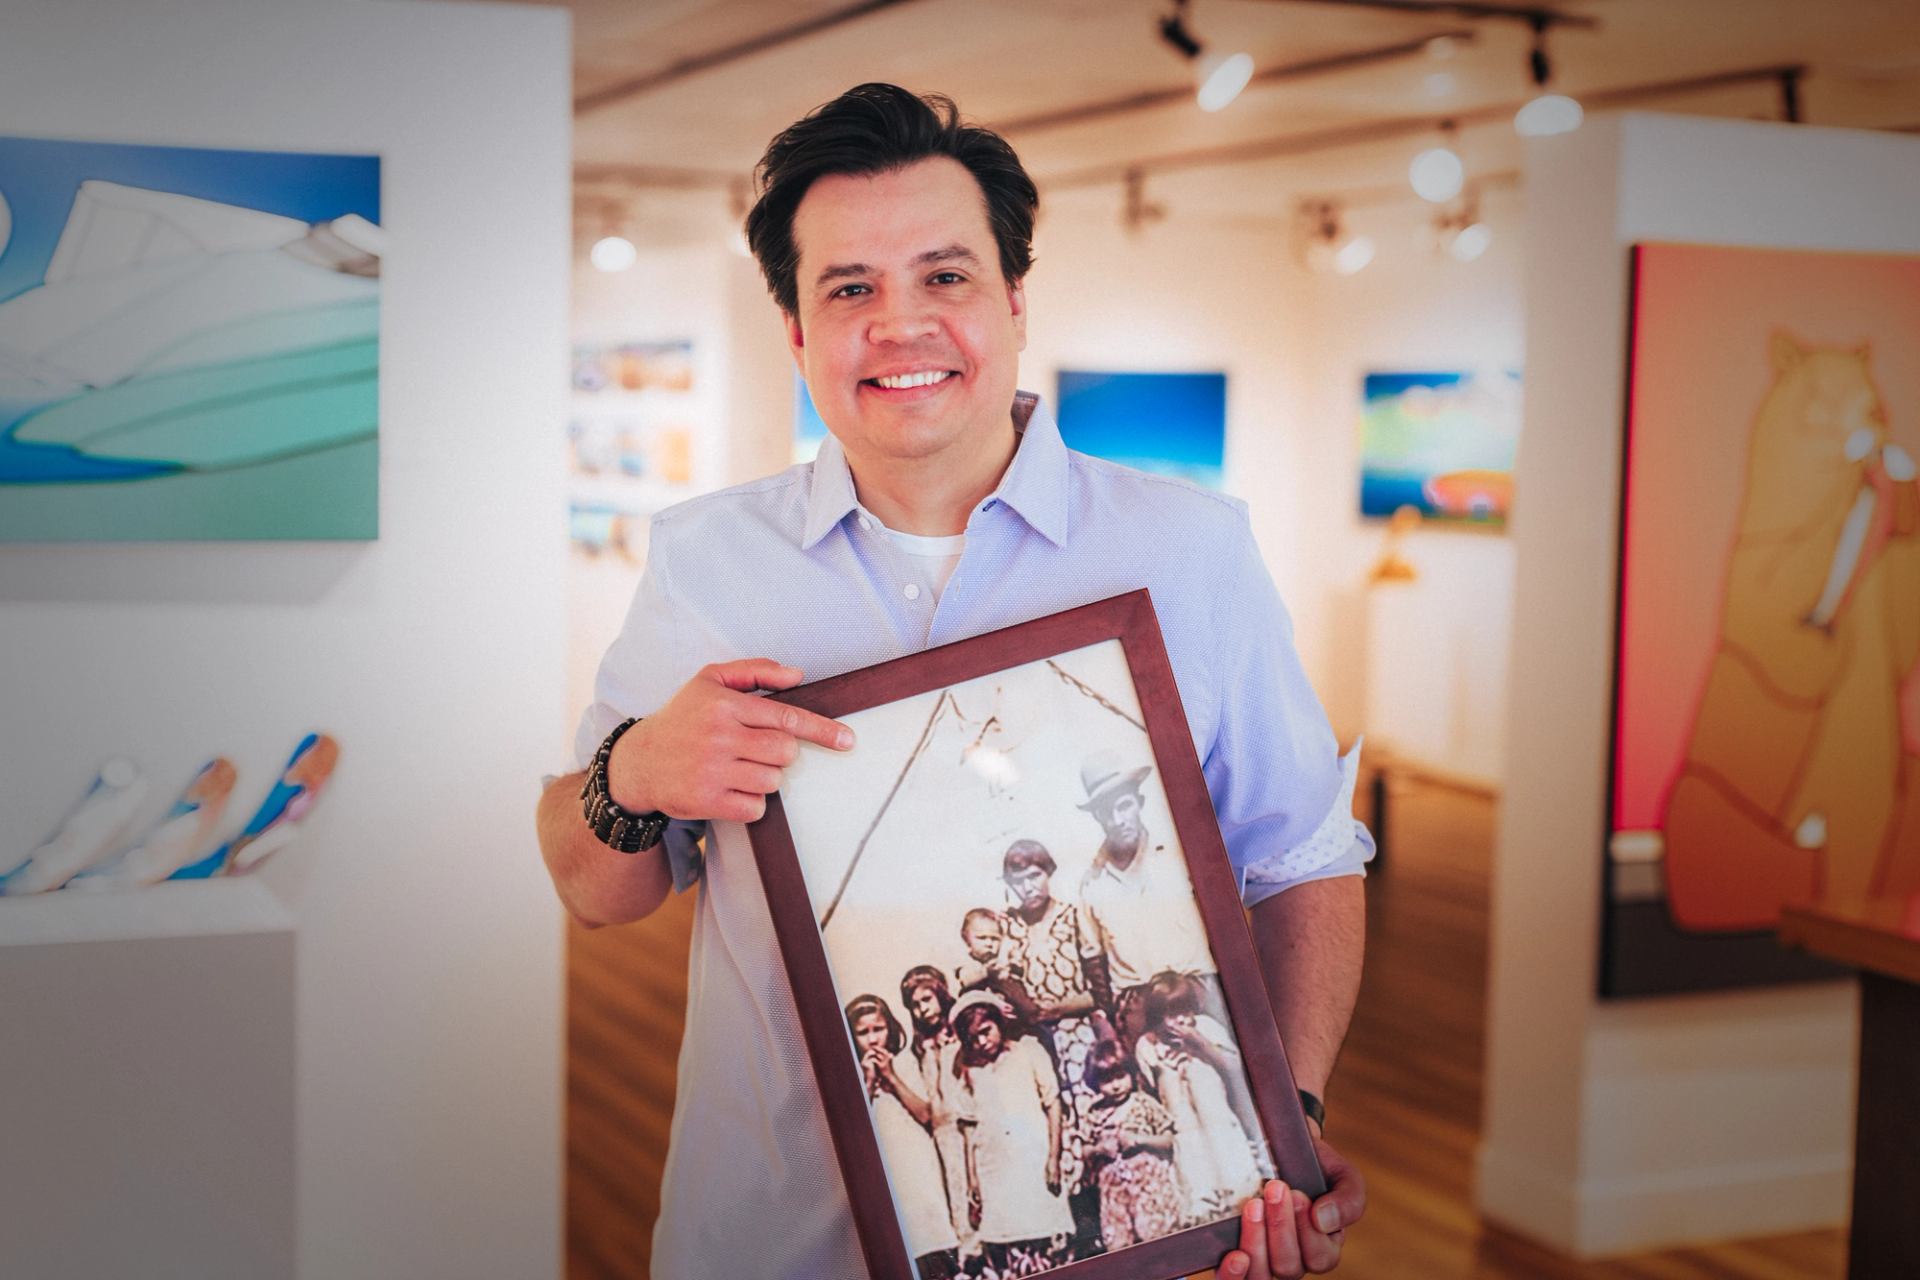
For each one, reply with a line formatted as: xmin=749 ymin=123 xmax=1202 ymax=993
xmin=749 ymin=590 xmax=1325 ymax=1280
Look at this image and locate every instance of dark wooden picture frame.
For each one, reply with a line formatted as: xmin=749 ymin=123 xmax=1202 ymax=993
xmin=748 ymin=589 xmax=1326 ymax=1280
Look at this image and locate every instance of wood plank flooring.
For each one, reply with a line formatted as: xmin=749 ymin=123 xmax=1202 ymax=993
xmin=565 ymin=775 xmax=1846 ymax=1279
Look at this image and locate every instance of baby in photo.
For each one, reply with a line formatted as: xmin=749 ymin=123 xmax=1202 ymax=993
xmin=954 ymin=907 xmax=1042 ymax=1025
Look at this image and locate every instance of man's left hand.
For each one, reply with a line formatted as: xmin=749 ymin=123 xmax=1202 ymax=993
xmin=1216 ymin=1131 xmax=1365 ymax=1278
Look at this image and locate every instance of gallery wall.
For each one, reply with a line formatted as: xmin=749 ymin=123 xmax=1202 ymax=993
xmin=1481 ymin=111 xmax=1920 ymax=1256
xmin=0 ymin=2 xmax=571 ymax=1277
xmin=1025 ymin=196 xmax=1521 ymax=785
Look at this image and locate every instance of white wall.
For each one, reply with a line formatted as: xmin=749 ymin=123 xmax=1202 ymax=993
xmin=1025 ymin=198 xmax=1520 ymax=783
xmin=0 ymin=3 xmax=571 ymax=1276
xmin=1480 ymin=112 xmax=1920 ymax=1256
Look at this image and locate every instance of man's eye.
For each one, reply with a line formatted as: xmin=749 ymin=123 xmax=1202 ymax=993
xmin=929 ymin=271 xmax=965 ymax=285
xmin=832 ymin=283 xmax=870 ymax=298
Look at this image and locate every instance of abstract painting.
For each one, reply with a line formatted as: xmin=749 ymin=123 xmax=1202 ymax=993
xmin=1358 ymin=370 xmax=1520 ymax=527
xmin=1055 ymin=370 xmax=1225 ymax=490
xmin=1603 ymin=242 xmax=1920 ymax=997
xmin=0 ymin=135 xmax=381 ymax=539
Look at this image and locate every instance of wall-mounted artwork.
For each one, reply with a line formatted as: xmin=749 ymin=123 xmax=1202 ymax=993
xmin=1358 ymin=370 xmax=1520 ymax=527
xmin=1603 ymin=242 xmax=1920 ymax=997
xmin=568 ymin=337 xmax=700 ymax=556
xmin=1054 ymin=371 xmax=1225 ymax=490
xmin=0 ymin=135 xmax=381 ymax=540
xmin=793 ymin=374 xmax=830 ymax=466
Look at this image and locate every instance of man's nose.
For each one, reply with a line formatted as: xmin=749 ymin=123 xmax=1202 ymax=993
xmin=867 ymin=295 xmax=938 ymax=344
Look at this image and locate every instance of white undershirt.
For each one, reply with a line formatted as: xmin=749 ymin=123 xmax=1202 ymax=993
xmin=879 ymin=521 xmax=965 ymax=602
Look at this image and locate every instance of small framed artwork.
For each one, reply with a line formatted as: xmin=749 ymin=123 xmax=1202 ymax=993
xmin=748 ymin=590 xmax=1324 ymax=1280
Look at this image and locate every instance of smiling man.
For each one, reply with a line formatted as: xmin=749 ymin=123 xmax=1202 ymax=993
xmin=536 ymin=83 xmax=1372 ymax=1279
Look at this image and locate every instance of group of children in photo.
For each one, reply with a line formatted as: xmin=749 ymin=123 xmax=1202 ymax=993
xmin=842 ymin=837 xmax=1269 ymax=1280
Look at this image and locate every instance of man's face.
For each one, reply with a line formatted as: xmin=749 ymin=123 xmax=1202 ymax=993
xmin=783 ymin=156 xmax=1027 ymax=484
xmin=1097 ymin=788 xmax=1145 ymax=851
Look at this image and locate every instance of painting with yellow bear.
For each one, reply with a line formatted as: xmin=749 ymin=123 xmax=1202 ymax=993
xmin=1604 ymin=241 xmax=1920 ymax=997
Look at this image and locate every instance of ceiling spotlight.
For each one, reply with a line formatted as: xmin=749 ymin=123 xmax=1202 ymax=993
xmin=1299 ymin=200 xmax=1374 ymax=277
xmin=590 ymin=234 xmax=637 ymax=273
xmin=1409 ymin=122 xmax=1464 ymax=203
xmin=1424 ymin=34 xmax=1460 ymax=61
xmin=1432 ymin=189 xmax=1491 ymax=262
xmin=1425 ymin=70 xmax=1457 ymax=98
xmin=1515 ymin=14 xmax=1583 ymax=137
xmin=1159 ymin=1 xmax=1254 ymax=113
xmin=1449 ymin=221 xmax=1492 ymax=262
xmin=1197 ymin=51 xmax=1255 ymax=112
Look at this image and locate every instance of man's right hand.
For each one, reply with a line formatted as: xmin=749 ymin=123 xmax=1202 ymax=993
xmin=606 ymin=659 xmax=854 ymax=825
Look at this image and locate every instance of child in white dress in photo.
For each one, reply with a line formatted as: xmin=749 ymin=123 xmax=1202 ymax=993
xmin=1132 ymin=971 xmax=1264 ymax=1225
xmin=845 ymin=994 xmax=962 ymax=1279
xmin=950 ymin=991 xmax=1075 ymax=1276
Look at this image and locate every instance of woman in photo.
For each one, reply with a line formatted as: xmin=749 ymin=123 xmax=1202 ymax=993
xmin=999 ymin=839 xmax=1114 ymax=1250
xmin=899 ymin=965 xmax=977 ymax=1264
xmin=1132 ymin=971 xmax=1263 ymax=1224
xmin=845 ymin=994 xmax=961 ymax=1279
xmin=1080 ymin=1038 xmax=1184 ymax=1251
xmin=950 ymin=992 xmax=1076 ymax=1276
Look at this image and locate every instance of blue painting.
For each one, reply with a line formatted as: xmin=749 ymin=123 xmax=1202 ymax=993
xmin=1359 ymin=370 xmax=1520 ymax=527
xmin=0 ymin=135 xmax=381 ymax=540
xmin=1054 ymin=370 xmax=1226 ymax=489
xmin=793 ymin=373 xmax=830 ymax=465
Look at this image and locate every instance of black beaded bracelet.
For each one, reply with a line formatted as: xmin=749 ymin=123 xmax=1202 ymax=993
xmin=582 ymin=717 xmax=669 ymax=853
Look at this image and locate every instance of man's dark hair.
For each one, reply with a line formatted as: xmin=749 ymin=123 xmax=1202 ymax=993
xmin=745 ymin=82 xmax=1038 ymax=317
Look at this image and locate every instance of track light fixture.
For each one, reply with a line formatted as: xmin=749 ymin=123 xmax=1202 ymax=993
xmin=1433 ymin=188 xmax=1491 ymax=263
xmin=1298 ymin=200 xmax=1374 ymax=277
xmin=1514 ymin=13 xmax=1583 ymax=137
xmin=1157 ymin=0 xmax=1255 ymax=113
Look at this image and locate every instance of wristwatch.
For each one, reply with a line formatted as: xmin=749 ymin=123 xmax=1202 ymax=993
xmin=581 ymin=717 xmax=670 ymax=853
xmin=1298 ymin=1088 xmax=1327 ymax=1133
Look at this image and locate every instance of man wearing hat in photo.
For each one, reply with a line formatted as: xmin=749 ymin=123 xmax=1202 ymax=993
xmin=1075 ymin=750 xmax=1231 ymax=1047
xmin=538 ymin=81 xmax=1374 ymax=1279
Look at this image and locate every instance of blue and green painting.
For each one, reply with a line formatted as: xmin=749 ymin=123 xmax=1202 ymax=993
xmin=1359 ymin=369 xmax=1520 ymax=528
xmin=0 ymin=135 xmax=380 ymax=540
xmin=1055 ymin=370 xmax=1225 ymax=489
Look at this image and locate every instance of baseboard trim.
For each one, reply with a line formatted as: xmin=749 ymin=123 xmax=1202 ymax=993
xmin=1477 ymin=1142 xmax=1850 ymax=1258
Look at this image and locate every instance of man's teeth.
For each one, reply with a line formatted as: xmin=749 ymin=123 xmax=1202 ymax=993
xmin=871 ymin=371 xmax=952 ymax=389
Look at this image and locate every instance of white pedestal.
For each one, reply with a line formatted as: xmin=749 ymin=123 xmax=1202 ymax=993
xmin=0 ymin=880 xmax=296 ymax=1280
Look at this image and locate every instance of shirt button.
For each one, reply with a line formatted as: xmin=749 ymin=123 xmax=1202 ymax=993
xmin=858 ymin=515 xmax=873 ymax=531
xmin=903 ymin=583 xmax=921 ymax=601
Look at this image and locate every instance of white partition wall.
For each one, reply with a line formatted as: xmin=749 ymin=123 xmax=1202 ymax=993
xmin=1481 ymin=112 xmax=1920 ymax=1256
xmin=0 ymin=3 xmax=570 ymax=1277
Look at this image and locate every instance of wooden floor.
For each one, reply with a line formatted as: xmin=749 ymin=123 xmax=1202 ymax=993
xmin=565 ymin=776 xmax=1846 ymax=1279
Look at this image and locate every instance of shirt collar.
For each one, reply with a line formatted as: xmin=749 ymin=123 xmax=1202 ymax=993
xmin=799 ymin=390 xmax=1071 ymax=551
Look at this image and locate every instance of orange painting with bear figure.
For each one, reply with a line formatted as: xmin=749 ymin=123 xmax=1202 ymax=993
xmin=1614 ymin=242 xmax=1920 ymax=946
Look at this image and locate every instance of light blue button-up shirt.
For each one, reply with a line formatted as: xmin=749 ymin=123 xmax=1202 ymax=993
xmin=573 ymin=391 xmax=1370 ymax=1276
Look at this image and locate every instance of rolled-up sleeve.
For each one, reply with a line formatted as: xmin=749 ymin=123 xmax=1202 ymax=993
xmin=1199 ymin=517 xmax=1374 ymax=908
xmin=567 ymin=520 xmax=708 ymax=893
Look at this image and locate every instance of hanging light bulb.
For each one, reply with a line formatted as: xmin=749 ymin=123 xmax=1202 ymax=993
xmin=1409 ymin=122 xmax=1464 ymax=203
xmin=1196 ymin=50 xmax=1255 ymax=112
xmin=1515 ymin=94 xmax=1583 ymax=137
xmin=1449 ymin=222 xmax=1492 ymax=262
xmin=1515 ymin=16 xmax=1583 ymax=137
xmin=1160 ymin=1 xmax=1253 ymax=113
xmin=1333 ymin=235 xmax=1377 ymax=275
xmin=590 ymin=234 xmax=637 ymax=273
xmin=1298 ymin=200 xmax=1373 ymax=277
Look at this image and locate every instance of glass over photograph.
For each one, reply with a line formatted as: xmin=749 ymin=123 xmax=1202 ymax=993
xmin=778 ymin=637 xmax=1278 ymax=1280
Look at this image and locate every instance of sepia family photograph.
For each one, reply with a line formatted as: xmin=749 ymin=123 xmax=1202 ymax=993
xmin=777 ymin=636 xmax=1278 ymax=1280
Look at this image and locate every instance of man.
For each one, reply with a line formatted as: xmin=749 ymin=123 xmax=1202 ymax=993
xmin=1074 ymin=752 xmax=1229 ymax=1045
xmin=537 ymin=83 xmax=1371 ymax=1278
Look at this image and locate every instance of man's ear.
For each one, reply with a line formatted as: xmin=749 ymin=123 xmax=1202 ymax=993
xmin=1008 ymin=280 xmax=1027 ymax=352
xmin=784 ymin=309 xmax=806 ymax=365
